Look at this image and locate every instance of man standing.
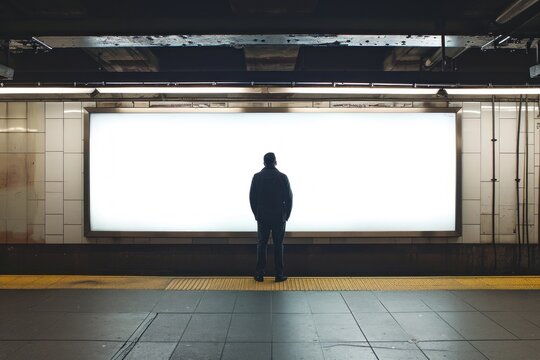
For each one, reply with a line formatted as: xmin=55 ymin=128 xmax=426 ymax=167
xmin=250 ymin=152 xmax=293 ymax=282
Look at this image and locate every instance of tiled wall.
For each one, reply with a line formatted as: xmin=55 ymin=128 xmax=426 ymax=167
xmin=0 ymin=100 xmax=538 ymax=245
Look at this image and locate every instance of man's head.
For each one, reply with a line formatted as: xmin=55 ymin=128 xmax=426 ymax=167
xmin=263 ymin=152 xmax=277 ymax=167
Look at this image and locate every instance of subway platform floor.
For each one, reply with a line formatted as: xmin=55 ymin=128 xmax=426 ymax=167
xmin=2 ymin=278 xmax=540 ymax=359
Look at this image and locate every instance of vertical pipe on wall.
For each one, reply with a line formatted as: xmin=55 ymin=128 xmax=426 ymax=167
xmin=491 ymin=96 xmax=498 ymax=270
xmin=525 ymin=96 xmax=531 ymax=268
xmin=516 ymin=96 xmax=523 ymax=267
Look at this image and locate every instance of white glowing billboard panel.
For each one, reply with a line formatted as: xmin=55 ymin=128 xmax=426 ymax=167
xmin=88 ymin=110 xmax=457 ymax=234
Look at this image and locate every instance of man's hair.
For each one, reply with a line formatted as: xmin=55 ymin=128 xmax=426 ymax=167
xmin=264 ymin=152 xmax=276 ymax=166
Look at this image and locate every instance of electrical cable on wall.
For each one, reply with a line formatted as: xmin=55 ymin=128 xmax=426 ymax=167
xmin=535 ymin=95 xmax=540 ymax=249
xmin=516 ymin=95 xmax=523 ymax=269
xmin=537 ymin=96 xmax=540 ymax=268
xmin=525 ymin=96 xmax=531 ymax=268
xmin=491 ymin=96 xmax=497 ymax=270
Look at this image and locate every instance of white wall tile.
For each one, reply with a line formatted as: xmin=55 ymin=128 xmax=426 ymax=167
xmin=499 ymin=185 xmax=516 ymax=210
xmin=0 ymin=192 xmax=5 ymax=220
xmin=45 ymin=152 xmax=63 ymax=181
xmin=1 ymin=99 xmax=533 ymax=245
xmin=0 ymin=119 xmax=6 ymax=132
xmin=0 ymin=103 xmax=6 ymax=118
xmin=6 ymin=219 xmax=27 ymax=243
xmin=45 ymin=214 xmax=63 ymax=234
xmin=64 ymin=154 xmax=82 ymax=200
xmin=45 ymin=118 xmax=63 ymax=151
xmin=0 ymin=219 xmax=6 ymax=243
xmin=28 ymin=224 xmax=45 ymax=243
xmin=64 ymin=117 xmax=82 ymax=153
xmin=28 ymin=181 xmax=45 ymax=200
xmin=480 ymin=214 xmax=499 ymax=235
xmin=45 ymin=235 xmax=63 ymax=244
xmin=7 ymin=102 xmax=27 ymax=118
xmin=463 ymin=200 xmax=480 ymax=224
xmin=480 ymin=105 xmax=500 ymax=182
xmin=63 ymin=102 xmax=82 ymax=118
xmin=480 ymin=234 xmax=499 ymax=243
xmin=6 ymin=190 xmax=27 ymax=219
xmin=499 ymin=205 xmax=515 ymax=235
xmin=64 ymin=225 xmax=82 ymax=243
xmin=27 ymin=133 xmax=45 ymax=153
xmin=528 ymin=144 xmax=535 ymax=171
xmin=499 ymin=235 xmax=516 ymax=244
xmin=527 ymin=203 xmax=535 ymax=226
xmin=28 ymin=200 xmax=45 ymax=224
xmin=7 ymin=133 xmax=27 ymax=153
xmin=527 ymin=108 xmax=536 ymax=132
xmin=27 ymin=102 xmax=45 ymax=132
xmin=499 ymin=154 xmax=520 ymax=206
xmin=45 ymin=102 xmax=63 ymax=118
xmin=0 ymin=133 xmax=6 ymax=152
xmin=499 ymin=117 xmax=518 ymax=153
xmin=462 ymin=153 xmax=481 ymax=199
xmin=462 ymin=102 xmax=481 ymax=118
xmin=499 ymin=102 xmax=517 ymax=119
xmin=45 ymin=181 xmax=63 ymax=193
xmin=7 ymin=119 xmax=26 ymax=132
xmin=536 ymin=121 xmax=540 ymax=154
xmin=461 ymin=119 xmax=480 ymax=153
xmin=45 ymin=192 xmax=63 ymax=214
xmin=480 ymin=181 xmax=499 ymax=213
xmin=462 ymin=224 xmax=480 ymax=243
xmin=64 ymin=200 xmax=82 ymax=224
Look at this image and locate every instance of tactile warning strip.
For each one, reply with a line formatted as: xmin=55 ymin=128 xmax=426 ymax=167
xmin=164 ymin=276 xmax=540 ymax=291
xmin=2 ymin=275 xmax=540 ymax=290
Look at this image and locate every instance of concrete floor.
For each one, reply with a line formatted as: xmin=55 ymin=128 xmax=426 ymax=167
xmin=2 ymin=289 xmax=540 ymax=359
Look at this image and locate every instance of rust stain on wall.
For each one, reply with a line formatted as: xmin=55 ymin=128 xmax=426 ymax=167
xmin=3 ymin=154 xmax=29 ymax=243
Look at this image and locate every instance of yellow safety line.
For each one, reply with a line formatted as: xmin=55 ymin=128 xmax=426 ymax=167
xmin=3 ymin=275 xmax=540 ymax=290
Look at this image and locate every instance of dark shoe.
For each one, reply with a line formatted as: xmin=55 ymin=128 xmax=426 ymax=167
xmin=275 ymin=275 xmax=288 ymax=283
xmin=254 ymin=275 xmax=264 ymax=282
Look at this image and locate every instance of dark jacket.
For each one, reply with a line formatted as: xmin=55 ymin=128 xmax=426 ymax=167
xmin=250 ymin=166 xmax=293 ymax=223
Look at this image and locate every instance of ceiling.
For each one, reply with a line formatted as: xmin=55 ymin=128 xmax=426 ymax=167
xmin=1 ymin=0 xmax=540 ymax=86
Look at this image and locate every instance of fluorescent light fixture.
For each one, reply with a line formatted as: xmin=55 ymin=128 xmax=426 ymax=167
xmin=268 ymin=87 xmax=439 ymax=95
xmin=446 ymin=88 xmax=540 ymax=95
xmin=96 ymin=86 xmax=438 ymax=95
xmin=88 ymin=110 xmax=457 ymax=233
xmin=96 ymin=87 xmax=264 ymax=94
xmin=0 ymin=87 xmax=96 ymax=94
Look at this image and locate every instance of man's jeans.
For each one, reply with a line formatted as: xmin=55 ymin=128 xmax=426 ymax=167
xmin=255 ymin=221 xmax=286 ymax=277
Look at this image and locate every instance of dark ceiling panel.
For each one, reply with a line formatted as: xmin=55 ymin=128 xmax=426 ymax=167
xmin=1 ymin=0 xmax=539 ymax=85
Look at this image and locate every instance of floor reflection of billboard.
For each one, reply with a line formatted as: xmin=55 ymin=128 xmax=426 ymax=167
xmin=88 ymin=110 xmax=457 ymax=233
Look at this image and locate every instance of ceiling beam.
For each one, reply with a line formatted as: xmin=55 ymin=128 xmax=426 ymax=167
xmin=9 ymin=35 xmax=535 ymax=50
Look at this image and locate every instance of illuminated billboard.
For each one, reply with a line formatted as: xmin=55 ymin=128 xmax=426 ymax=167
xmin=85 ymin=108 xmax=460 ymax=237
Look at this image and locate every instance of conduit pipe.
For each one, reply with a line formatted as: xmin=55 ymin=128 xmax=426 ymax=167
xmin=491 ymin=97 xmax=498 ymax=270
xmin=525 ymin=96 xmax=531 ymax=268
xmin=516 ymin=96 xmax=523 ymax=268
